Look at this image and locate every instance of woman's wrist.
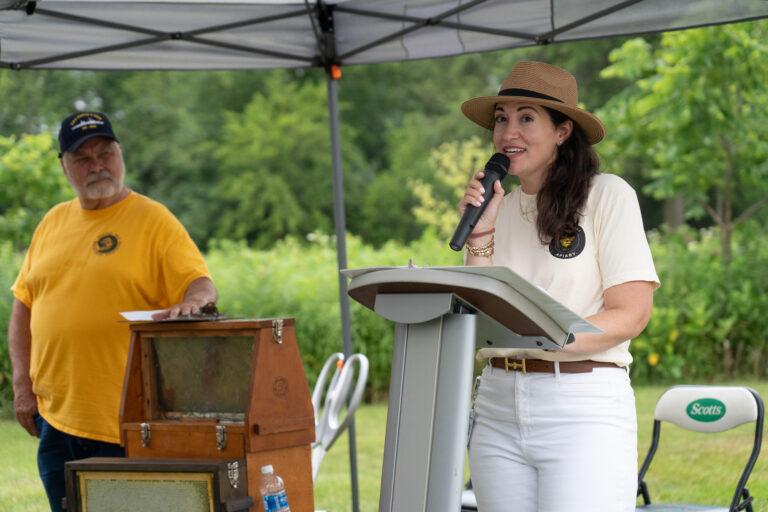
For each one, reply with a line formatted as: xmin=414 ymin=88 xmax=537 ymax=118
xmin=469 ymin=227 xmax=495 ymax=239
xmin=467 ymin=227 xmax=495 ymax=248
xmin=466 ymin=234 xmax=494 ymax=257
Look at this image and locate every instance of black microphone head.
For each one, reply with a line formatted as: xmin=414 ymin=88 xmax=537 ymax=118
xmin=485 ymin=153 xmax=510 ymax=178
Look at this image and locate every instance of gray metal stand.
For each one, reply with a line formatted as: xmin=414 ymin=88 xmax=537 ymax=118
xmin=377 ymin=294 xmax=475 ymax=512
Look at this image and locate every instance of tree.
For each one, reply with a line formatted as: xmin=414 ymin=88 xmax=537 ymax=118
xmin=597 ymin=21 xmax=768 ymax=266
xmin=213 ymin=70 xmax=371 ymax=246
xmin=0 ymin=38 xmax=638 ymax=248
xmin=410 ymin=136 xmax=500 ymax=238
xmin=0 ymin=70 xmax=99 ymax=136
xmin=358 ymin=111 xmax=483 ymax=245
xmin=0 ymin=133 xmax=73 ymax=249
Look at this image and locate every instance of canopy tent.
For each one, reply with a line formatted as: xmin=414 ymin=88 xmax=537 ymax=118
xmin=2 ymin=1 xmax=768 ymax=70
xmin=3 ymin=1 xmax=768 ymax=510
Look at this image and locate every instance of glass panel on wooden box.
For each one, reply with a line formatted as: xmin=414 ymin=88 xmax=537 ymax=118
xmin=78 ymin=471 xmax=214 ymax=512
xmin=150 ymin=335 xmax=254 ymax=420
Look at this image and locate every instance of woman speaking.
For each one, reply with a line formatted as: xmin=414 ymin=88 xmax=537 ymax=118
xmin=458 ymin=61 xmax=660 ymax=512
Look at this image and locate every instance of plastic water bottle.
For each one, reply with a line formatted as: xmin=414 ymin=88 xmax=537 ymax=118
xmin=260 ymin=465 xmax=291 ymax=512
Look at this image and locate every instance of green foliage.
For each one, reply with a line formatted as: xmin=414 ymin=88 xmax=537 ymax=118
xmin=0 ymin=37 xmax=635 ymax=249
xmin=212 ymin=71 xmax=372 ymax=247
xmin=598 ymin=21 xmax=768 ymax=250
xmin=0 ymin=243 xmax=24 ymax=406
xmin=0 ymin=133 xmax=73 ymax=250
xmin=0 ymin=70 xmax=98 ymax=135
xmin=206 ymin=232 xmax=462 ymax=400
xmin=411 ymin=136 xmax=500 ymax=238
xmin=630 ymin=222 xmax=768 ymax=382
xmin=2 ymin=223 xmax=767 ymax=400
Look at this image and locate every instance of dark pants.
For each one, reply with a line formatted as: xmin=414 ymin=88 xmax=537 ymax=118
xmin=34 ymin=414 xmax=124 ymax=512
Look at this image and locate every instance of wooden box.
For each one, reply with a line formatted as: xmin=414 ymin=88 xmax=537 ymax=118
xmin=64 ymin=457 xmax=251 ymax=512
xmin=119 ymin=319 xmax=315 ymax=511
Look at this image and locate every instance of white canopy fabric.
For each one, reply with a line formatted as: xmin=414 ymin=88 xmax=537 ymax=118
xmin=2 ymin=0 xmax=768 ymax=70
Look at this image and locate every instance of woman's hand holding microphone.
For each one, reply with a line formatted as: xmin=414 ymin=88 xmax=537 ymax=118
xmin=452 ymin=153 xmax=509 ymax=258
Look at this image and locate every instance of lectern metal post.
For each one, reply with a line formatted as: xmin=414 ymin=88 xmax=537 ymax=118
xmin=377 ymin=293 xmax=475 ymax=512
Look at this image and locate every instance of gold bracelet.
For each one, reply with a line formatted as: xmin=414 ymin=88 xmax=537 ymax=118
xmin=466 ymin=235 xmax=494 ymax=257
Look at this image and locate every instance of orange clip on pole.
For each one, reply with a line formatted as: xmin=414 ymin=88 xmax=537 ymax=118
xmin=330 ymin=64 xmax=342 ymax=81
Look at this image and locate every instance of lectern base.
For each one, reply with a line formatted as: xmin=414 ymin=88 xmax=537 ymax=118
xmin=378 ymin=309 xmax=475 ymax=512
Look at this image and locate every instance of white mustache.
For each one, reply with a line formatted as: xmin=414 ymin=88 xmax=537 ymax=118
xmin=86 ymin=171 xmax=113 ymax=185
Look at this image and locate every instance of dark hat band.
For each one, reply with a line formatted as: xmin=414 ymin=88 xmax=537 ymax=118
xmin=498 ymin=88 xmax=563 ymax=103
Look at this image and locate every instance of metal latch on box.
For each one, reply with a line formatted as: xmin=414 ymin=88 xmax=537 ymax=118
xmin=140 ymin=422 xmax=151 ymax=448
xmin=227 ymin=461 xmax=239 ymax=488
xmin=216 ymin=424 xmax=227 ymax=451
xmin=272 ymin=319 xmax=283 ymax=344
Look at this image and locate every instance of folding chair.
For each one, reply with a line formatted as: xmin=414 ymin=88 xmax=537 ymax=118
xmin=310 ymin=352 xmax=369 ymax=483
xmin=637 ymin=385 xmax=764 ymax=512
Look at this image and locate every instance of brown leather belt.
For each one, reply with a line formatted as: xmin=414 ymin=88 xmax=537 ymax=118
xmin=489 ymin=357 xmax=622 ymax=374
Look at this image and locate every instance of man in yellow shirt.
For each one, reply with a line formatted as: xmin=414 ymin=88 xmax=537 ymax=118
xmin=8 ymin=112 xmax=218 ymax=512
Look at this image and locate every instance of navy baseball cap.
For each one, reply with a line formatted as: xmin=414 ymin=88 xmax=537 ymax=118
xmin=58 ymin=112 xmax=119 ymax=157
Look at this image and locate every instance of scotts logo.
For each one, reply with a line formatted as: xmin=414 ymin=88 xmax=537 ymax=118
xmin=686 ymin=398 xmax=726 ymax=422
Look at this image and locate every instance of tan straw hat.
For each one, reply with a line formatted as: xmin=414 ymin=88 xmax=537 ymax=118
xmin=461 ymin=61 xmax=605 ymax=144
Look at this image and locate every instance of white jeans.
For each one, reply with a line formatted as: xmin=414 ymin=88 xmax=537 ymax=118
xmin=468 ymin=364 xmax=637 ymax=512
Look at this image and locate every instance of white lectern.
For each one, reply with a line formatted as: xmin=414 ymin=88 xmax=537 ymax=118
xmin=342 ymin=266 xmax=599 ymax=512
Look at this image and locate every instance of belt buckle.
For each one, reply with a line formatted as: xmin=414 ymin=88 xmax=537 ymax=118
xmin=504 ymin=357 xmax=526 ymax=373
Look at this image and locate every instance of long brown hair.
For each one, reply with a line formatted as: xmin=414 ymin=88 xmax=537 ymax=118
xmin=535 ymin=107 xmax=600 ymax=244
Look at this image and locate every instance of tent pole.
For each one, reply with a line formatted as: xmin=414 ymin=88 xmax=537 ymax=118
xmin=327 ymin=74 xmax=361 ymax=512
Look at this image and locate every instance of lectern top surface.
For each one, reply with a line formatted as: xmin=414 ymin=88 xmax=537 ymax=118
xmin=343 ymin=266 xmax=599 ymax=339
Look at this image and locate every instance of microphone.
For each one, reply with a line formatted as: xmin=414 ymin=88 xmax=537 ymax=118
xmin=449 ymin=153 xmax=510 ymax=251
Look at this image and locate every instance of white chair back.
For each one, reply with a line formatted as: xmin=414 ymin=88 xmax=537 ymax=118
xmin=655 ymin=385 xmax=760 ymax=433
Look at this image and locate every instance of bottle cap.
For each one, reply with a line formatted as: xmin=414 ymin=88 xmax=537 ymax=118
xmin=261 ymin=465 xmax=274 ymax=475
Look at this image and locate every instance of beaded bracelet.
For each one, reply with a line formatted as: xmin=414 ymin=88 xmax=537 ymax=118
xmin=466 ymin=235 xmax=494 ymax=257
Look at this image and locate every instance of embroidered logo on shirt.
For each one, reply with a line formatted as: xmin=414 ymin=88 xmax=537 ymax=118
xmin=94 ymin=233 xmax=120 ymax=255
xmin=549 ymin=226 xmax=585 ymax=259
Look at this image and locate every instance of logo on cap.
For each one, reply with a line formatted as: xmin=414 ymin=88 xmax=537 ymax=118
xmin=69 ymin=113 xmax=106 ymax=133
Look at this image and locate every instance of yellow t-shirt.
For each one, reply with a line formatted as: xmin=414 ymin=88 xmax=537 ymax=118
xmin=12 ymin=192 xmax=210 ymax=443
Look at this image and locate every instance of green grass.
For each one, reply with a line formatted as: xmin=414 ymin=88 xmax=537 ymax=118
xmin=0 ymin=411 xmax=47 ymax=512
xmin=2 ymin=382 xmax=766 ymax=512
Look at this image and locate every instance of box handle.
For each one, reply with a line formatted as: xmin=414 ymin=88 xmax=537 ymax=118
xmin=140 ymin=422 xmax=151 ymax=447
xmin=216 ymin=424 xmax=228 ymax=450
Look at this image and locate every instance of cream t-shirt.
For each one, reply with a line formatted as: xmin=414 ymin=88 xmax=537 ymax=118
xmin=476 ymin=173 xmax=660 ymax=366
